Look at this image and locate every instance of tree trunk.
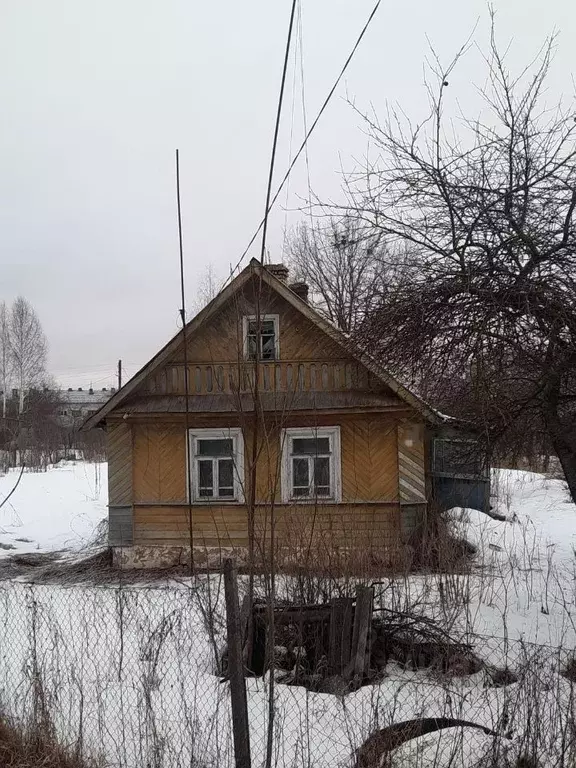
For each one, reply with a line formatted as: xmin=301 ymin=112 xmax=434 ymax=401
xmin=542 ymin=380 xmax=576 ymax=502
xmin=549 ymin=430 xmax=576 ymax=504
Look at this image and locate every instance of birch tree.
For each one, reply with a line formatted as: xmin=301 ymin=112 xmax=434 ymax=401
xmin=9 ymin=297 xmax=47 ymax=414
xmin=0 ymin=302 xmax=9 ymax=418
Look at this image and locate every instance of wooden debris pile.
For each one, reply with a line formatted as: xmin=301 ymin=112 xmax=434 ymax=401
xmin=238 ymin=586 xmax=485 ymax=693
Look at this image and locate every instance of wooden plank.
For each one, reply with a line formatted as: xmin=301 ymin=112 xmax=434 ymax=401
xmin=108 ymin=506 xmax=133 ymax=546
xmin=223 ymin=559 xmax=251 ymax=768
xmin=340 ymin=597 xmax=354 ymax=676
xmin=329 ymin=598 xmax=353 ymax=676
xmin=108 ymin=423 xmax=133 ymax=506
xmin=351 ymin=587 xmax=374 ymax=679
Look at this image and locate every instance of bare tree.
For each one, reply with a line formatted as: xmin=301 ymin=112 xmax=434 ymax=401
xmin=192 ymin=264 xmax=220 ymax=314
xmin=9 ymin=297 xmax=47 ymax=415
xmin=287 ymin=217 xmax=388 ymax=333
xmin=344 ymin=23 xmax=576 ymax=500
xmin=0 ymin=302 xmax=10 ymax=418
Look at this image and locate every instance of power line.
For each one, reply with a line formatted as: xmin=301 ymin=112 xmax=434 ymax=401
xmin=223 ymin=0 xmax=383 ymax=286
xmin=281 ymin=0 xmax=301 ymax=259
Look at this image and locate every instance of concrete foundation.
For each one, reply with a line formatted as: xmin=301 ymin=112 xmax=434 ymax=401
xmin=112 ymin=545 xmax=247 ymax=570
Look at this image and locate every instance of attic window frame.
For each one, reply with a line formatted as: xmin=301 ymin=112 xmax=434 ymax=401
xmin=243 ymin=314 xmax=280 ymax=361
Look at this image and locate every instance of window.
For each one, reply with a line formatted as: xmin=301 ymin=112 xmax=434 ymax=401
xmin=433 ymin=439 xmax=485 ymax=477
xmin=243 ymin=315 xmax=279 ymax=361
xmin=281 ymin=427 xmax=341 ymax=502
xmin=188 ymin=428 xmax=244 ymax=502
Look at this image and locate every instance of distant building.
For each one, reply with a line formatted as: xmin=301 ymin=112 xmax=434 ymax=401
xmin=57 ymin=387 xmax=116 ymax=429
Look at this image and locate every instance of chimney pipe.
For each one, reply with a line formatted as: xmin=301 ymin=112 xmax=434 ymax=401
xmin=267 ymin=263 xmax=289 ymax=283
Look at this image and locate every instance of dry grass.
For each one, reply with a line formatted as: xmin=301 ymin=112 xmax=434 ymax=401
xmin=0 ymin=719 xmax=99 ymax=767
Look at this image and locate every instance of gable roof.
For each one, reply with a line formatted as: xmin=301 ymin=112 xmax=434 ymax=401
xmin=83 ymin=259 xmax=440 ymax=429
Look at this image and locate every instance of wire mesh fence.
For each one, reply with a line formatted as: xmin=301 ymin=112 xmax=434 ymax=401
xmin=0 ymin=576 xmax=574 ymax=768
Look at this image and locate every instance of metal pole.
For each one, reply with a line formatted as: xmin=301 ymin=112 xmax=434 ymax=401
xmin=223 ymin=559 xmax=251 ymax=768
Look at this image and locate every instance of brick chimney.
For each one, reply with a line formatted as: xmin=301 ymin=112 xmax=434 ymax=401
xmin=267 ymin=263 xmax=289 ymax=283
xmin=289 ymin=281 xmax=309 ymax=303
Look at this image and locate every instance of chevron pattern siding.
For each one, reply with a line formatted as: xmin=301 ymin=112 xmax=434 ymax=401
xmin=133 ymin=424 xmax=186 ymax=503
xmin=398 ymin=423 xmax=426 ymax=501
xmin=108 ymin=423 xmax=133 ymax=506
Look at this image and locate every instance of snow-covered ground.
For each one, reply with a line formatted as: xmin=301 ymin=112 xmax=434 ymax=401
xmin=0 ymin=462 xmax=106 ymax=554
xmin=0 ymin=462 xmax=574 ymax=767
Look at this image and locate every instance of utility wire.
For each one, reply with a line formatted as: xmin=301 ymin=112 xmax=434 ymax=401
xmin=224 ymin=0 xmax=382 ymax=285
xmin=298 ymin=1 xmax=315 ymax=231
xmin=281 ymin=0 xmax=301 ymax=259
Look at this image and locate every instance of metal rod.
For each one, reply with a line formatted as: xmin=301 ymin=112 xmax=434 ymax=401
xmin=175 ymin=148 xmax=195 ymax=572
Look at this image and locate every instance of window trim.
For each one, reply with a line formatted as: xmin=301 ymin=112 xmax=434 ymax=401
xmin=188 ymin=428 xmax=245 ymax=503
xmin=280 ymin=426 xmax=341 ymax=503
xmin=242 ymin=314 xmax=280 ymax=361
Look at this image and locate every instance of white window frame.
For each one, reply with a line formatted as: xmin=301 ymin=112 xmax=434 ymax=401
xmin=188 ymin=428 xmax=245 ymax=503
xmin=242 ymin=314 xmax=280 ymax=361
xmin=280 ymin=426 xmax=341 ymax=503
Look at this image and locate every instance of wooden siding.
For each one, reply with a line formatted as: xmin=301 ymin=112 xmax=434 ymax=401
xmin=107 ymin=423 xmax=133 ymax=506
xmin=143 ymin=359 xmax=388 ymax=397
xmin=132 ymin=424 xmax=186 ymax=503
xmin=179 ymin=291 xmax=345 ymax=363
xmin=109 ymin=507 xmax=134 ymax=546
xmin=130 ymin=414 xmax=402 ymax=508
xmin=397 ymin=422 xmax=426 ymax=502
xmin=136 ymin=291 xmax=397 ymax=403
xmin=133 ymin=503 xmax=402 ymax=551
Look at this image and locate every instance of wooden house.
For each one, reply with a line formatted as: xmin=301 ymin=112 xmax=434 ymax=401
xmin=84 ymin=260 xmax=489 ymax=569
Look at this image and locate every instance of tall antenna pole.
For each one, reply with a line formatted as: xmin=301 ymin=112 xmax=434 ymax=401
xmin=175 ymin=148 xmax=195 ymax=572
xmin=258 ymin=5 xmax=298 ymax=768
xmin=117 ymin=359 xmax=122 ymax=390
xmin=259 ymin=0 xmax=298 ymax=265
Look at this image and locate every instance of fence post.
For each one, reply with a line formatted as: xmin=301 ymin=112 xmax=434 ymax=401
xmin=351 ymin=586 xmax=374 ymax=680
xmin=223 ymin=558 xmax=251 ymax=768
xmin=329 ymin=597 xmax=354 ymax=676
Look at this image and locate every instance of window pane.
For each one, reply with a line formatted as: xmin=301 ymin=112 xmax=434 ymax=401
xmin=261 ymin=333 xmax=276 ymax=360
xmin=247 ymin=320 xmax=276 ymax=360
xmin=198 ymin=438 xmax=233 ymax=457
xmin=198 ymin=460 xmax=213 ymax=497
xmin=292 ymin=457 xmax=309 ymax=492
xmin=247 ymin=335 xmax=257 ymax=359
xmin=218 ymin=459 xmax=234 ymax=497
xmin=248 ymin=319 xmax=274 ymax=334
xmin=434 ymin=440 xmax=483 ymax=476
xmin=292 ymin=437 xmax=330 ymax=455
xmin=314 ymin=456 xmax=330 ymax=491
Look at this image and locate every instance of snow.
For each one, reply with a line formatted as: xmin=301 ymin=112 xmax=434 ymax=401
xmin=0 ymin=462 xmax=574 ymax=766
xmin=0 ymin=462 xmax=106 ymax=554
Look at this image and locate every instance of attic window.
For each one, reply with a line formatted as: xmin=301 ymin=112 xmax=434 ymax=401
xmin=243 ymin=315 xmax=279 ymax=361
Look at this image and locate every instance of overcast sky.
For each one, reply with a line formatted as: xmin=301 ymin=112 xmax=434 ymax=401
xmin=1 ymin=0 xmax=573 ymax=390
